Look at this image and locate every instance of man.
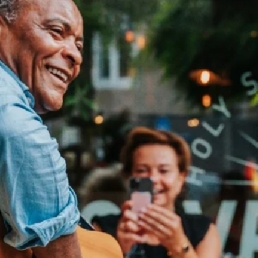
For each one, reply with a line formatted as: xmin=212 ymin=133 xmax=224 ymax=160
xmin=0 ymin=0 xmax=84 ymax=257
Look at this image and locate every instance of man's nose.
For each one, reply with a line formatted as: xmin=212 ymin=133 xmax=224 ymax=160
xmin=62 ymin=40 xmax=83 ymax=66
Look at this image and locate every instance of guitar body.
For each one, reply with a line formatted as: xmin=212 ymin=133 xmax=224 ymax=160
xmin=77 ymin=226 xmax=123 ymax=258
xmin=0 ymin=226 xmax=123 ymax=258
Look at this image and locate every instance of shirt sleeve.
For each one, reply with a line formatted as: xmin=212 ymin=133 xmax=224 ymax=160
xmin=0 ymin=94 xmax=80 ymax=250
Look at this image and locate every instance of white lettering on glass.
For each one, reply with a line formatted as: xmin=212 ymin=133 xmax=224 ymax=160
xmin=216 ymin=200 xmax=237 ymax=250
xmin=191 ymin=138 xmax=212 ymax=159
xmin=202 ymin=122 xmax=225 ymax=137
xmin=212 ymin=96 xmax=231 ymax=118
xmin=187 ymin=166 xmax=206 ymax=186
xmin=239 ymin=131 xmax=258 ymax=149
xmin=241 ymin=71 xmax=258 ymax=96
xmin=240 ymin=201 xmax=258 ymax=257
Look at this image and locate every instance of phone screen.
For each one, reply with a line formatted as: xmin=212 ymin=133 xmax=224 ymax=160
xmin=129 ymin=177 xmax=153 ymax=214
xmin=131 ymin=191 xmax=152 ymax=214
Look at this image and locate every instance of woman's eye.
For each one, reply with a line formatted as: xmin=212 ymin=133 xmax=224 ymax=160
xmin=160 ymin=170 xmax=169 ymax=174
xmin=136 ymin=169 xmax=146 ymax=174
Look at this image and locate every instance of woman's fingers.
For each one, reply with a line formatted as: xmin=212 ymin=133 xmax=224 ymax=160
xmin=118 ymin=208 xmax=140 ymax=233
xmin=119 ymin=232 xmax=145 ymax=243
xmin=147 ymin=204 xmax=178 ymax=221
xmin=139 ymin=204 xmax=181 ymax=230
xmin=137 ymin=204 xmax=188 ymax=251
xmin=138 ymin=213 xmax=171 ymax=236
xmin=121 ymin=200 xmax=132 ymax=212
xmin=117 ymin=227 xmax=143 ymax=253
xmin=123 ymin=209 xmax=138 ymax=222
xmin=119 ymin=220 xmax=139 ymax=233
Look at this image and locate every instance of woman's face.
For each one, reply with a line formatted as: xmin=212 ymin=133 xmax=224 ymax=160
xmin=131 ymin=144 xmax=186 ymax=209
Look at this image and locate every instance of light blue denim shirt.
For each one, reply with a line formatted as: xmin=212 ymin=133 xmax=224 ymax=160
xmin=0 ymin=60 xmax=80 ymax=250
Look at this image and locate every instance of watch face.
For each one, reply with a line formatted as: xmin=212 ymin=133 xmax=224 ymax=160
xmin=167 ymin=244 xmax=189 ymax=257
xmin=182 ymin=244 xmax=189 ymax=253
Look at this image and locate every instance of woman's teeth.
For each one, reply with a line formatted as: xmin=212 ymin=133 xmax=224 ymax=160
xmin=154 ymin=189 xmax=164 ymax=194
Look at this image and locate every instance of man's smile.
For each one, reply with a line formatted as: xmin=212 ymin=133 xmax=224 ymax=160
xmin=45 ymin=65 xmax=71 ymax=83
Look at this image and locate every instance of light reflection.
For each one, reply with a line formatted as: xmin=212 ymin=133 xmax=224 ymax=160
xmin=188 ymin=118 xmax=200 ymax=127
xmin=200 ymin=70 xmax=211 ymax=85
xmin=94 ymin=115 xmax=104 ymax=125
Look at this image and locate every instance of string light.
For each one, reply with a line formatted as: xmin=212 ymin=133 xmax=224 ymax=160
xmin=136 ymin=35 xmax=146 ymax=49
xmin=187 ymin=118 xmax=200 ymax=127
xmin=94 ymin=114 xmax=104 ymax=125
xmin=202 ymin=94 xmax=211 ymax=108
xmin=125 ymin=30 xmax=134 ymax=42
xmin=200 ymin=70 xmax=210 ymax=85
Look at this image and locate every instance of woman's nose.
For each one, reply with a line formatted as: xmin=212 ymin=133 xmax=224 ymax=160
xmin=150 ymin=172 xmax=161 ymax=184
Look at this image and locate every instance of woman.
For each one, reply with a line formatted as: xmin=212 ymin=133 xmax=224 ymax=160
xmin=92 ymin=127 xmax=221 ymax=258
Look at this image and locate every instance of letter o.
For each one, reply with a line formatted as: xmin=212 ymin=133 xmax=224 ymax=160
xmin=191 ymin=138 xmax=212 ymax=159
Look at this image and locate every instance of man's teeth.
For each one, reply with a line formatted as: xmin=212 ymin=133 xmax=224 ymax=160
xmin=47 ymin=67 xmax=68 ymax=82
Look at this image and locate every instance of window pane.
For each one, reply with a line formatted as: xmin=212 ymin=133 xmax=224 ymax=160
xmin=118 ymin=37 xmax=131 ymax=77
xmin=99 ymin=42 xmax=110 ymax=78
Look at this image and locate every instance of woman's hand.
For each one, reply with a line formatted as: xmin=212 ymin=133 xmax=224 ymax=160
xmin=116 ymin=200 xmax=144 ymax=254
xmin=138 ymin=204 xmax=190 ymax=256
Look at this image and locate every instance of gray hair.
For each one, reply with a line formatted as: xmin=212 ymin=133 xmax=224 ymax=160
xmin=0 ymin=0 xmax=18 ymax=22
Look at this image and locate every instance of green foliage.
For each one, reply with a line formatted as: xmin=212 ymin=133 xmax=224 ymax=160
xmin=251 ymin=93 xmax=258 ymax=106
xmin=64 ymin=83 xmax=96 ymax=121
xmin=58 ymin=0 xmax=100 ymax=123
xmin=61 ymin=0 xmax=162 ymax=123
xmin=148 ymin=0 xmax=258 ymax=108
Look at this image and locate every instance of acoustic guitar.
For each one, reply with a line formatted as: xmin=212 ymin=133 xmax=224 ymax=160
xmin=0 ymin=217 xmax=123 ymax=258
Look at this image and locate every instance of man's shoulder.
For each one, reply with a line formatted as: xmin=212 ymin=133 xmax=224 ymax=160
xmin=0 ymin=67 xmax=30 ymax=107
xmin=0 ymin=88 xmax=37 ymax=138
xmin=0 ymin=65 xmax=26 ymax=99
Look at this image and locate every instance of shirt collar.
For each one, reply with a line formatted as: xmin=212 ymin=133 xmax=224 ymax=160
xmin=0 ymin=60 xmax=35 ymax=108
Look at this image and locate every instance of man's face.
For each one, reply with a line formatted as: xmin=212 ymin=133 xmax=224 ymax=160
xmin=1 ymin=0 xmax=83 ymax=113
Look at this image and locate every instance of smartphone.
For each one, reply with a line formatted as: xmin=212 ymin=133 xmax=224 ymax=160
xmin=129 ymin=177 xmax=153 ymax=214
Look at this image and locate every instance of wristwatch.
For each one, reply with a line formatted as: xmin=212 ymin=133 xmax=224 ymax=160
xmin=167 ymin=243 xmax=190 ymax=257
xmin=181 ymin=244 xmax=190 ymax=253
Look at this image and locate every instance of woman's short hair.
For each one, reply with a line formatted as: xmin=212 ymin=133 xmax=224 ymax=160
xmin=120 ymin=126 xmax=191 ymax=177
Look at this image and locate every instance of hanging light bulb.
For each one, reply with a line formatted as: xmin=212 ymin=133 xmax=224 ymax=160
xmin=136 ymin=35 xmax=146 ymax=49
xmin=200 ymin=70 xmax=211 ymax=85
xmin=94 ymin=114 xmax=104 ymax=125
xmin=125 ymin=30 xmax=134 ymax=42
xmin=202 ymin=94 xmax=211 ymax=108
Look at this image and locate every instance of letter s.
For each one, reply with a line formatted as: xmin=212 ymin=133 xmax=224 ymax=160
xmin=241 ymin=71 xmax=258 ymax=96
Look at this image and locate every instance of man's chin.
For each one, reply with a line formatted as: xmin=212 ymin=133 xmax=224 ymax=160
xmin=35 ymin=100 xmax=63 ymax=114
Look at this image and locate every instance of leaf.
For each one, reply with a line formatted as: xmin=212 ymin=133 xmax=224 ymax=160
xmin=250 ymin=93 xmax=258 ymax=107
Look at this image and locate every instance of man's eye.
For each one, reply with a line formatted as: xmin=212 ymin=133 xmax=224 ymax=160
xmin=51 ymin=27 xmax=63 ymax=35
xmin=76 ymin=44 xmax=83 ymax=53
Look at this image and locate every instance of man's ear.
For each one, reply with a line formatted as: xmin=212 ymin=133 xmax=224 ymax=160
xmin=0 ymin=15 xmax=5 ymax=25
xmin=0 ymin=16 xmax=6 ymax=30
xmin=0 ymin=16 xmax=9 ymax=35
